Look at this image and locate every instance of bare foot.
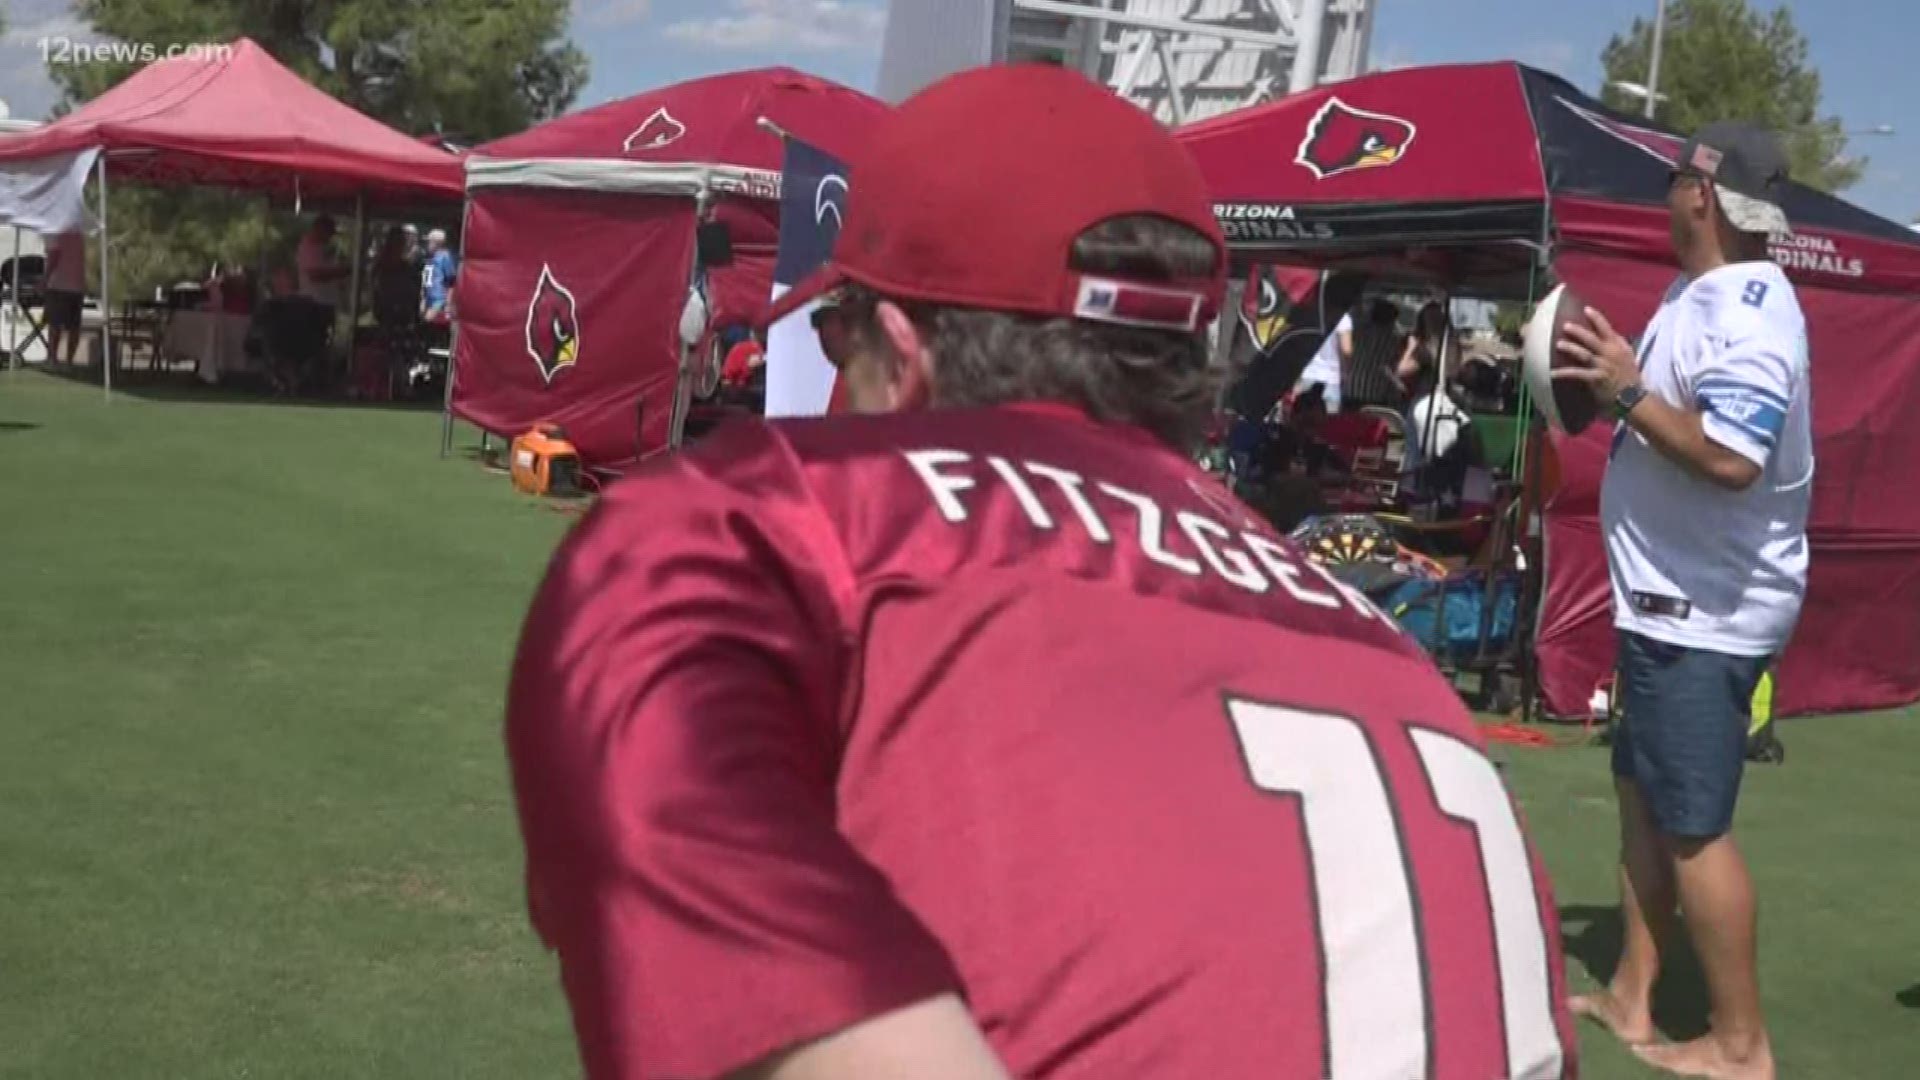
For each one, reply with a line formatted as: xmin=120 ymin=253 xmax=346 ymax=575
xmin=1633 ymin=1034 xmax=1775 ymax=1080
xmin=1570 ymin=990 xmax=1656 ymax=1046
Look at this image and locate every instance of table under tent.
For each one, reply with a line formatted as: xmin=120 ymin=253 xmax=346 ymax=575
xmin=445 ymin=68 xmax=888 ymax=468
xmin=1175 ymin=60 xmax=1920 ymax=720
xmin=0 ymin=38 xmax=464 ymax=389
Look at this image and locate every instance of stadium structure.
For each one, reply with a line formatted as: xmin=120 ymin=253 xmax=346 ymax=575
xmin=878 ymin=0 xmax=1379 ymax=123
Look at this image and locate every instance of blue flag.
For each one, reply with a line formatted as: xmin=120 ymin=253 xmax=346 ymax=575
xmin=765 ymin=136 xmax=848 ymax=418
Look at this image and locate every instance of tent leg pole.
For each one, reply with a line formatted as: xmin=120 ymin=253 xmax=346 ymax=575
xmin=97 ymin=155 xmax=112 ymax=396
xmin=345 ymin=191 xmax=366 ymax=389
xmin=258 ymin=195 xmax=272 ymax=285
xmin=669 ymin=343 xmax=692 ymax=450
xmin=667 ymin=288 xmax=694 ymax=450
xmin=441 ymin=195 xmax=472 ymax=458
xmin=1520 ymin=421 xmax=1547 ymax=726
xmin=1520 ymin=217 xmax=1555 ymax=723
xmin=439 ymin=369 xmax=457 ymax=457
xmin=8 ymin=226 xmax=19 ymax=370
xmin=439 ymin=316 xmax=459 ymax=458
xmin=669 ymin=323 xmax=709 ymax=449
xmin=666 ymin=182 xmax=717 ymax=453
xmin=1421 ymin=300 xmax=1452 ymax=498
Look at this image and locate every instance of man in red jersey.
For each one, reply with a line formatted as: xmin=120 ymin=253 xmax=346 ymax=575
xmin=507 ymin=64 xmax=1575 ymax=1080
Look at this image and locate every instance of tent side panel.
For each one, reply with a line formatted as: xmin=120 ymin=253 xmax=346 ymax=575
xmin=1554 ymin=195 xmax=1920 ymax=297
xmin=452 ymin=188 xmax=695 ymax=466
xmin=1539 ymin=246 xmax=1920 ymax=719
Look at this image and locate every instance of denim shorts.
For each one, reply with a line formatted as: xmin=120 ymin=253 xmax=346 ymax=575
xmin=1612 ymin=631 xmax=1772 ymax=840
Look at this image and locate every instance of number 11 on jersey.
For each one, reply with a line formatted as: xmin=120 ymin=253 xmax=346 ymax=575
xmin=1228 ymin=698 xmax=1565 ymax=1079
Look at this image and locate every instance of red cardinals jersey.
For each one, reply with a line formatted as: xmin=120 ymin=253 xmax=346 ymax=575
xmin=508 ymin=403 xmax=1575 ymax=1080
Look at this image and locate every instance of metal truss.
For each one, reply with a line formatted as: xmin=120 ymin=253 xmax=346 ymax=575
xmin=1004 ymin=0 xmax=1378 ymax=124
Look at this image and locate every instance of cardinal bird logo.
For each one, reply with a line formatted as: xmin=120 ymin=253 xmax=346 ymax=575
xmin=622 ymin=107 xmax=687 ymax=153
xmin=524 ymin=265 xmax=582 ymax=383
xmin=1241 ymin=267 xmax=1289 ymax=351
xmin=1295 ymin=97 xmax=1418 ymax=180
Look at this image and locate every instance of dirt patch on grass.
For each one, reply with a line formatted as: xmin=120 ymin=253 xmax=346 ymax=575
xmin=331 ymin=867 xmax=469 ymax=914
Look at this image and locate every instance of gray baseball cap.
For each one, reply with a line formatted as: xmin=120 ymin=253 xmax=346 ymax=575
xmin=1676 ymin=121 xmax=1792 ymax=236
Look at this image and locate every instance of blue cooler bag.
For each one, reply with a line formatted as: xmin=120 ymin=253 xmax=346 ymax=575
xmin=1379 ymin=570 xmax=1521 ymax=661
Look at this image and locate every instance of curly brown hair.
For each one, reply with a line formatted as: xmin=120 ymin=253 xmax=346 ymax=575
xmin=835 ymin=214 xmax=1223 ymax=449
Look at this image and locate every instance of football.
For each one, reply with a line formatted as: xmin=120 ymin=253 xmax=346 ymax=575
xmin=1521 ymin=283 xmax=1602 ymax=436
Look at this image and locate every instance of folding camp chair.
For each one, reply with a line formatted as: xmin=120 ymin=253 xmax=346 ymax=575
xmin=4 ymin=255 xmax=49 ymax=367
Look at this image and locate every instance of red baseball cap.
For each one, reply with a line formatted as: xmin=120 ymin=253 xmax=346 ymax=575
xmin=764 ymin=64 xmax=1228 ymax=334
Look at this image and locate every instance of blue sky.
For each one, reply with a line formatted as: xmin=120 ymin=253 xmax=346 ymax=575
xmin=3 ymin=0 xmax=1913 ymax=219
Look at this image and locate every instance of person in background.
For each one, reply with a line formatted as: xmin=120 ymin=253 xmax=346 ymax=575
xmin=1410 ymin=300 xmax=1459 ymax=377
xmin=402 ymin=223 xmax=422 ymax=267
xmin=421 ymin=228 xmax=457 ymax=323
xmin=1297 ymin=283 xmax=1358 ymax=412
xmin=42 ymin=229 xmax=86 ymax=365
xmin=720 ymin=326 xmax=765 ymax=390
xmin=372 ymin=226 xmax=420 ymax=333
xmin=210 ymin=258 xmax=256 ymax=315
xmin=1405 ymin=303 xmax=1459 ymax=441
xmin=296 ymin=216 xmax=349 ymax=314
xmin=1403 ymin=348 xmax=1475 ymax=505
xmin=1559 ymin=121 xmax=1807 ymax=1080
xmin=1403 ymin=302 xmax=1473 ymax=491
xmin=1342 ymin=297 xmax=1408 ymax=410
xmin=1393 ymin=302 xmax=1431 ymax=388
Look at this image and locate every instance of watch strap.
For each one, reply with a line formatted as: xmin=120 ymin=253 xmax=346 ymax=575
xmin=1614 ymin=385 xmax=1648 ymax=420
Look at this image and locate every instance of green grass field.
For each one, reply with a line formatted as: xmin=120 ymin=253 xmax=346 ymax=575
xmin=2 ymin=370 xmax=1916 ymax=1078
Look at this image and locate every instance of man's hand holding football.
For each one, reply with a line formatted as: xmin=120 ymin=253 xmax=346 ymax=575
xmin=1555 ymin=307 xmax=1640 ymax=404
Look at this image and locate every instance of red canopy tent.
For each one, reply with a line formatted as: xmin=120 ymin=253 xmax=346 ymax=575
xmin=0 ymin=38 xmax=464 ymax=386
xmin=0 ymin=38 xmax=462 ymax=203
xmin=447 ymin=68 xmax=887 ymax=466
xmin=1177 ymin=61 xmax=1920 ymax=719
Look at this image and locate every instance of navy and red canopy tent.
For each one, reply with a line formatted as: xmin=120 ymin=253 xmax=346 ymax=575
xmin=1177 ymin=61 xmax=1920 ymax=720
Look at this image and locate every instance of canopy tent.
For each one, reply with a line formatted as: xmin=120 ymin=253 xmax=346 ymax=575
xmin=1176 ymin=61 xmax=1920 ymax=720
xmin=448 ymin=68 xmax=887 ymax=467
xmin=0 ymin=38 xmax=465 ymax=386
xmin=0 ymin=39 xmax=462 ymax=204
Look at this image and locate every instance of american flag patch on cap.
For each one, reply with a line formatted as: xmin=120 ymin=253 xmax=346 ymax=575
xmin=1691 ymin=143 xmax=1724 ymax=176
xmin=1072 ymin=276 xmax=1205 ymax=332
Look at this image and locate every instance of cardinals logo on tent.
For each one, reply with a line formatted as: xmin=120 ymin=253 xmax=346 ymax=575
xmin=1295 ymin=97 xmax=1417 ymax=180
xmin=623 ymin=108 xmax=687 ymax=153
xmin=525 ymin=265 xmax=581 ymax=383
xmin=1241 ymin=266 xmax=1289 ymax=351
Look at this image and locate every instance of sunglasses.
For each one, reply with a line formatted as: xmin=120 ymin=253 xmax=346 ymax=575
xmin=808 ymin=293 xmax=854 ymax=370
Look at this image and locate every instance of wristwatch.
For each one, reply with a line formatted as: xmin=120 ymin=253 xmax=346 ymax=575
xmin=1613 ymin=383 xmax=1649 ymax=420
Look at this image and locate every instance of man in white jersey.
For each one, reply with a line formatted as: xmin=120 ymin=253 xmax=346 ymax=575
xmin=1554 ymin=121 xmax=1807 ymax=1080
